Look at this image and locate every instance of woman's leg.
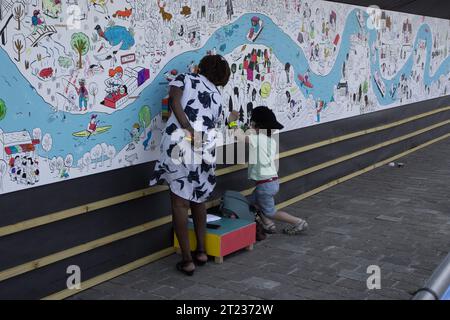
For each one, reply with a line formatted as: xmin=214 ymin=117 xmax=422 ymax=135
xmin=190 ymin=201 xmax=208 ymax=263
xmin=170 ymin=191 xmax=195 ymax=271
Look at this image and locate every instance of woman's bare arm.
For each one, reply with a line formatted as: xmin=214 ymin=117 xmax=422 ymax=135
xmin=169 ymin=86 xmax=194 ymax=135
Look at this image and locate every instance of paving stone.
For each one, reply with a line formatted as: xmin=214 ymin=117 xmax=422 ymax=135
xmin=241 ymin=277 xmax=281 ymax=290
xmin=375 ymin=215 xmax=403 ymax=222
xmin=338 ymin=270 xmax=368 ymax=282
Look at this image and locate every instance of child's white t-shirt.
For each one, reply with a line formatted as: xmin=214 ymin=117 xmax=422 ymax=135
xmin=248 ymin=133 xmax=278 ymax=181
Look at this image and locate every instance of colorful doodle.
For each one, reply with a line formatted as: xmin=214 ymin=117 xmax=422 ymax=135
xmin=0 ymin=0 xmax=449 ymax=195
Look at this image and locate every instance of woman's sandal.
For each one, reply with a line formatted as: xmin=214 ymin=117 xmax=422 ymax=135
xmin=192 ymin=250 xmax=208 ymax=266
xmin=255 ymin=213 xmax=277 ymax=234
xmin=262 ymin=221 xmax=277 ymax=234
xmin=176 ymin=260 xmax=195 ymax=276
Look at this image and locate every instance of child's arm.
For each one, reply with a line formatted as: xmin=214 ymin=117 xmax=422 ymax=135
xmin=226 ymin=111 xmax=249 ymax=144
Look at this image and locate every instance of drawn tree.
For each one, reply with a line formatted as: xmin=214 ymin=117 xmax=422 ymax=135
xmin=91 ymin=144 xmax=102 ymax=169
xmin=138 ymin=105 xmax=151 ymax=135
xmin=13 ymin=3 xmax=25 ymax=31
xmin=363 ymin=80 xmax=369 ymax=94
xmin=56 ymin=157 xmax=64 ymax=175
xmin=49 ymin=157 xmax=57 ymax=174
xmin=88 ymin=82 xmax=98 ymax=106
xmin=100 ymin=142 xmax=108 ymax=167
xmin=83 ymin=152 xmax=91 ymax=171
xmin=32 ymin=128 xmax=42 ymax=141
xmin=71 ymin=32 xmax=90 ymax=69
xmin=42 ymin=133 xmax=53 ymax=160
xmin=13 ymin=34 xmax=25 ymax=62
xmin=0 ymin=99 xmax=7 ymax=121
xmin=106 ymin=145 xmax=116 ymax=167
xmin=77 ymin=158 xmax=85 ymax=172
xmin=21 ymin=0 xmax=32 ymax=12
xmin=65 ymin=154 xmax=74 ymax=170
xmin=0 ymin=160 xmax=7 ymax=192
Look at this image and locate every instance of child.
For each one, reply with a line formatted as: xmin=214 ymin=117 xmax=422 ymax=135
xmin=233 ymin=106 xmax=308 ymax=235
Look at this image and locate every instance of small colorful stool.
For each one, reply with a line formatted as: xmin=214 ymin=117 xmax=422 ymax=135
xmin=174 ymin=217 xmax=256 ymax=264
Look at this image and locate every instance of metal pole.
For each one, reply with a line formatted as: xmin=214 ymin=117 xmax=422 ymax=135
xmin=412 ymin=252 xmax=450 ymax=300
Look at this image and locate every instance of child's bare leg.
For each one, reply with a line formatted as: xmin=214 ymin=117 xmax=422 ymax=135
xmin=271 ymin=210 xmax=304 ymax=225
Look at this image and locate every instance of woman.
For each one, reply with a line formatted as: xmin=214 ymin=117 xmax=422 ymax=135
xmin=150 ymin=55 xmax=236 ymax=276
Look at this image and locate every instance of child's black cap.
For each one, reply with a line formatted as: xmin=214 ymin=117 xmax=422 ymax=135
xmin=250 ymin=106 xmax=284 ymax=130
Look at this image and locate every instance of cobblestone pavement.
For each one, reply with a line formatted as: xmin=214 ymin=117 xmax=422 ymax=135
xmin=70 ymin=138 xmax=450 ymax=300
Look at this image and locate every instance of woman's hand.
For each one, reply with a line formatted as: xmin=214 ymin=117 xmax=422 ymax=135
xmin=228 ymin=110 xmax=240 ymax=122
xmin=184 ymin=129 xmax=203 ymax=149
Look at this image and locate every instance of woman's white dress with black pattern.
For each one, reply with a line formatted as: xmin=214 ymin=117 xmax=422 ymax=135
xmin=149 ymin=73 xmax=223 ymax=203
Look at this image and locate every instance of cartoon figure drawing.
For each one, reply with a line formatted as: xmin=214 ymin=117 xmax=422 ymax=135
xmin=76 ymin=79 xmax=89 ymax=111
xmin=8 ymin=155 xmax=40 ymax=185
xmin=42 ymin=0 xmax=62 ymax=19
xmin=95 ymin=25 xmax=108 ymax=42
xmin=31 ymin=10 xmax=45 ymax=30
xmin=87 ymin=114 xmax=100 ymax=136
xmin=143 ymin=130 xmax=153 ymax=151
xmin=298 ymin=69 xmax=313 ymax=88
xmin=72 ymin=114 xmax=112 ymax=138
xmin=157 ymin=0 xmax=173 ymax=24
xmin=226 ymin=0 xmax=234 ymax=20
xmin=105 ymin=66 xmax=124 ymax=95
xmin=126 ymin=123 xmax=141 ymax=151
xmin=247 ymin=16 xmax=264 ymax=42
xmin=95 ymin=25 xmax=135 ymax=51
xmin=90 ymin=0 xmax=108 ymax=14
xmin=113 ymin=8 xmax=133 ymax=19
xmin=180 ymin=6 xmax=191 ymax=17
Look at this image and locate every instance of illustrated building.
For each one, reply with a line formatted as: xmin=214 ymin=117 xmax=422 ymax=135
xmin=0 ymin=129 xmax=40 ymax=161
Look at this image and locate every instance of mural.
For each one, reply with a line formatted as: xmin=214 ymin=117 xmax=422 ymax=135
xmin=0 ymin=0 xmax=449 ymax=195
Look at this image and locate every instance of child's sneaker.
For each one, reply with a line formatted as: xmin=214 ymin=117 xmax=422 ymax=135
xmin=282 ymin=219 xmax=308 ymax=235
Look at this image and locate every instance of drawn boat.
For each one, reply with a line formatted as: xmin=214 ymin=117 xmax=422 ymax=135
xmin=72 ymin=126 xmax=112 ymax=137
xmin=373 ymin=71 xmax=386 ymax=97
xmin=356 ymin=9 xmax=365 ymax=29
xmin=298 ymin=74 xmax=313 ymax=88
xmin=247 ymin=17 xmax=264 ymax=42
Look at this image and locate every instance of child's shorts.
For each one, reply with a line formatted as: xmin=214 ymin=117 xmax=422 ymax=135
xmin=249 ymin=180 xmax=279 ymax=218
